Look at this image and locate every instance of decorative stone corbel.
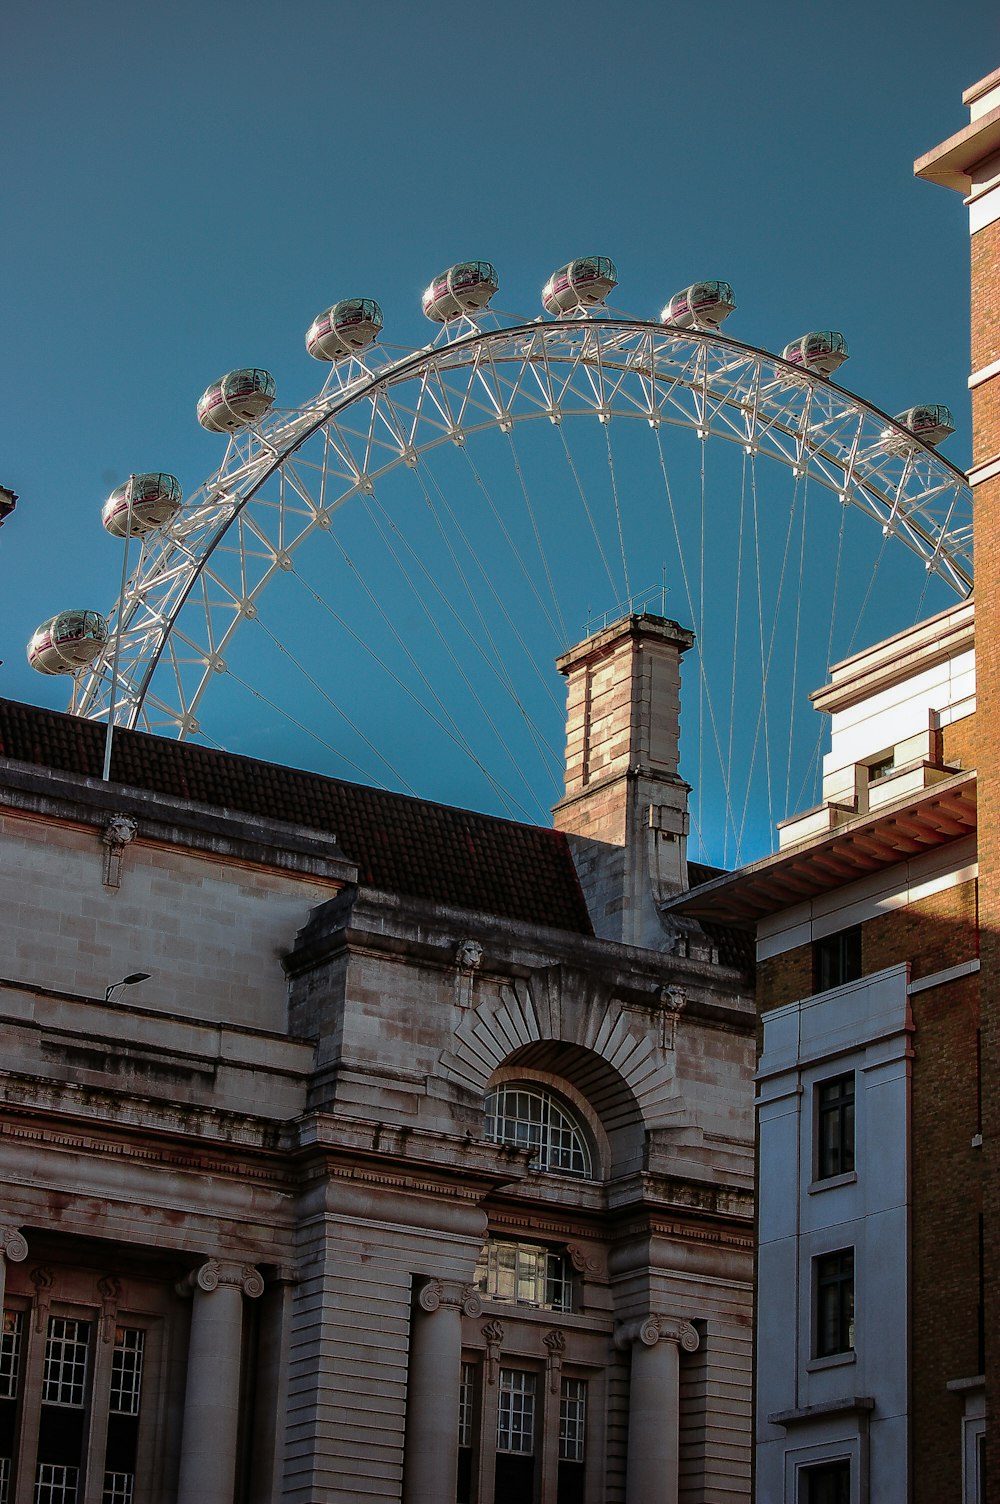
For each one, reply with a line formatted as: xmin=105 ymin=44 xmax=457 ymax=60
xmin=97 ymin=1275 xmax=121 ymax=1343
xmin=543 ymin=1328 xmax=566 ymax=1393
xmin=102 ymin=814 xmax=138 ymax=889
xmin=565 ymin=1242 xmax=607 ymax=1283
xmin=481 ymin=1319 xmax=504 ymax=1385
xmin=658 ymin=984 xmax=687 ymax=1050
xmin=30 ymin=1266 xmax=54 ymax=1334
xmin=454 ymin=938 xmax=484 ymax=1009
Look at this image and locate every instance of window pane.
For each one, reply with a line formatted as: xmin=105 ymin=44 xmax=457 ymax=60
xmin=801 ymin=1458 xmax=851 ymax=1504
xmin=0 ymin=1313 xmax=22 ymax=1401
xmin=815 ymin=1250 xmax=855 ymax=1357
xmin=484 ymin=1085 xmax=592 ymax=1177
xmin=42 ymin=1321 xmax=90 ymax=1408
xmin=458 ymin=1362 xmax=474 ymax=1449
xmin=101 ymin=1474 xmax=134 ymax=1504
xmin=559 ymin=1378 xmax=586 ymax=1462
xmin=476 ymin=1240 xmax=572 ymax=1311
xmin=109 ymin=1329 xmax=144 ymax=1417
xmin=817 ymin=1074 xmax=855 ymax=1179
xmin=497 ymin=1369 xmax=535 ymax=1454
xmin=33 ymin=1463 xmax=80 ymax=1504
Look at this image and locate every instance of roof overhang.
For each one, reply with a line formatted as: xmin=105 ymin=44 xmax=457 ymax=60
xmin=662 ymin=771 xmax=977 ymax=929
xmin=914 ymin=101 xmax=1000 ymax=194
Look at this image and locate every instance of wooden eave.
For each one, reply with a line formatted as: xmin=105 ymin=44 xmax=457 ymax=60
xmin=662 ymin=770 xmax=977 ymax=928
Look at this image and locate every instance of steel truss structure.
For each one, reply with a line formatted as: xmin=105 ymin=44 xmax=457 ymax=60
xmin=71 ymin=317 xmax=973 ymax=737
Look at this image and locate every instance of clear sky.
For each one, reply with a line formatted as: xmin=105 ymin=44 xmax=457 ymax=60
xmin=2 ymin=0 xmax=994 ymax=861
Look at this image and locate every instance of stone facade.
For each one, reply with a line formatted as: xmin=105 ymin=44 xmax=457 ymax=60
xmin=0 ymin=613 xmax=755 ymax=1503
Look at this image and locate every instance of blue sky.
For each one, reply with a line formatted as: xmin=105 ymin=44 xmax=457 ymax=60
xmin=2 ymin=1 xmax=994 ymax=861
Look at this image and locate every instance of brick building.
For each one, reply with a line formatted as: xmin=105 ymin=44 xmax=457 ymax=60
xmin=665 ymin=67 xmax=1000 ymax=1503
xmin=0 ymin=612 xmax=756 ymax=1503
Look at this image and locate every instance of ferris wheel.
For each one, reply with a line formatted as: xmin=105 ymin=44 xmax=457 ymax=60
xmin=29 ymin=259 xmax=972 ymax=866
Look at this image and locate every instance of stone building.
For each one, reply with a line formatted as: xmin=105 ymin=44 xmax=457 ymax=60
xmin=0 ymin=611 xmax=755 ymax=1504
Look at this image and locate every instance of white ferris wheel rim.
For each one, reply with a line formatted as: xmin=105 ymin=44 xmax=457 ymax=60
xmin=69 ymin=313 xmax=973 ymax=741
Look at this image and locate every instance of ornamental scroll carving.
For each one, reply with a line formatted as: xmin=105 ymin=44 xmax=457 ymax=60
xmin=1 ymin=1228 xmax=28 ymax=1265
xmin=417 ymin=1279 xmax=482 ymax=1318
xmin=614 ymin=1314 xmax=699 ymax=1353
xmin=176 ymin=1260 xmax=264 ymax=1299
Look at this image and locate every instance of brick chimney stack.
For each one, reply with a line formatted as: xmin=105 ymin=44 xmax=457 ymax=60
xmin=552 ymin=612 xmax=693 ymax=947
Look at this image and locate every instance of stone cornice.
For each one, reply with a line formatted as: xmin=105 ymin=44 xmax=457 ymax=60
xmin=0 ymin=758 xmax=356 ymax=884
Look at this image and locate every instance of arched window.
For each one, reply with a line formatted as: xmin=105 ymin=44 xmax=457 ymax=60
xmin=484 ymin=1084 xmax=593 ymax=1178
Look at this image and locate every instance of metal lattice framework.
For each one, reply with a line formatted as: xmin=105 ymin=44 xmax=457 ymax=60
xmin=71 ymin=316 xmax=972 ymax=736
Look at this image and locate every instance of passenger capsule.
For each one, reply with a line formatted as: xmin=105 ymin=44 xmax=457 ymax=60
xmin=542 ymin=257 xmax=618 ymax=316
xmin=781 ymin=332 xmax=849 ymax=379
xmin=0 ymin=486 xmax=17 ymax=527
xmin=197 ymin=369 xmax=276 ymax=433
xmin=422 ymin=262 xmax=499 ymax=323
xmin=102 ymin=473 xmax=183 ymax=537
xmin=660 ymin=280 xmax=736 ymax=331
xmin=306 ymin=298 xmax=384 ymax=361
xmin=881 ymin=404 xmax=955 ymax=455
xmin=27 ymin=610 xmax=109 ymax=676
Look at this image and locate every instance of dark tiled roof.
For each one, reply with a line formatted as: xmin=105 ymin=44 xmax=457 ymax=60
xmin=0 ymin=699 xmax=593 ymax=936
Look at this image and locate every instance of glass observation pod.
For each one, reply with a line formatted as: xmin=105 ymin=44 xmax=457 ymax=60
xmin=306 ymin=298 xmax=384 ymax=361
xmin=781 ymin=331 xmax=849 ymax=379
xmin=102 ymin=473 xmax=183 ymax=538
xmin=660 ymin=280 xmax=736 ymax=331
xmin=881 ymin=404 xmax=956 ymax=455
xmin=197 ymin=369 xmax=276 ymax=434
xmin=541 ymin=257 xmax=618 ymax=316
xmin=421 ymin=262 xmax=499 ymax=323
xmin=27 ymin=610 xmax=109 ymax=676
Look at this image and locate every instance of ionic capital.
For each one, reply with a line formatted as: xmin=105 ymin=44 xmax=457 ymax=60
xmin=177 ymin=1259 xmax=264 ymax=1299
xmin=614 ymin=1314 xmax=699 ymax=1353
xmin=417 ymin=1278 xmax=482 ymax=1318
xmin=0 ymin=1228 xmax=28 ymax=1264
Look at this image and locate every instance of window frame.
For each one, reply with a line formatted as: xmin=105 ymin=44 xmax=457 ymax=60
xmin=812 ymin=926 xmax=862 ymax=995
xmin=814 ymin=1072 xmax=856 ymax=1183
xmin=484 ymin=1084 xmax=594 ymax=1179
xmin=474 ymin=1239 xmax=574 ymax=1313
xmin=813 ymin=1248 xmax=855 ymax=1359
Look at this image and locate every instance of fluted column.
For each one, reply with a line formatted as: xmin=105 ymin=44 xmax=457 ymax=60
xmin=615 ymin=1314 xmax=699 ymax=1504
xmin=402 ymin=1279 xmax=482 ymax=1504
xmin=176 ymin=1259 xmax=264 ymax=1504
xmin=0 ymin=1228 xmax=28 ymax=1312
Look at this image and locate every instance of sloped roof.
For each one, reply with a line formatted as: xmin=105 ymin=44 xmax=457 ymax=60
xmin=0 ymin=698 xmax=594 ymax=935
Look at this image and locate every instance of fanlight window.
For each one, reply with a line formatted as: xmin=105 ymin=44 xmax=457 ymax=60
xmin=484 ymin=1085 xmax=593 ymax=1178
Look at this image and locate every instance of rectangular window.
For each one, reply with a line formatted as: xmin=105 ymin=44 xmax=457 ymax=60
xmin=815 ymin=1249 xmax=855 ymax=1358
xmin=497 ymin=1369 xmax=535 ymax=1454
xmin=457 ymin=1362 xmax=475 ymax=1504
xmin=495 ymin=1369 xmax=536 ymax=1500
xmin=816 ymin=1074 xmax=855 ymax=1180
xmin=557 ymin=1378 xmax=586 ymax=1504
xmin=101 ymin=1474 xmax=134 ymax=1504
xmin=34 ymin=1461 xmax=80 ymax=1504
xmin=475 ymin=1241 xmax=572 ymax=1312
xmin=800 ymin=1457 xmax=851 ymax=1503
xmin=813 ymin=927 xmax=862 ymax=994
xmin=41 ymin=1319 xmax=90 ymax=1408
xmin=0 ymin=1311 xmax=22 ymax=1501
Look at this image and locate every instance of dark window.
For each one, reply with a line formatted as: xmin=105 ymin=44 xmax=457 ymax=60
xmin=815 ymin=1249 xmax=855 ymax=1357
xmin=813 ymin=927 xmax=862 ymax=993
xmin=457 ymin=1361 xmax=475 ymax=1504
xmin=816 ymin=1074 xmax=855 ymax=1180
xmin=801 ymin=1457 xmax=851 ymax=1503
xmin=495 ymin=1368 xmax=535 ymax=1503
xmin=557 ymin=1377 xmax=586 ymax=1504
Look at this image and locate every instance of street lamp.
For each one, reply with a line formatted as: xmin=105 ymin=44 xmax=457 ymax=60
xmin=104 ymin=972 xmax=151 ymax=1004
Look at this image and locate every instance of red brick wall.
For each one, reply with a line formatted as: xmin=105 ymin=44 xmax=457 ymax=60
xmin=970 ymin=212 xmax=1000 ymax=1497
